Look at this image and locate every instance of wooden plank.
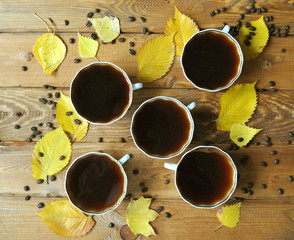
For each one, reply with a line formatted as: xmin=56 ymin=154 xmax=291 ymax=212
xmin=0 ymin=88 xmax=294 ymax=143
xmin=0 ymin=33 xmax=293 ymax=89
xmin=0 ymin=0 xmax=293 ymax=33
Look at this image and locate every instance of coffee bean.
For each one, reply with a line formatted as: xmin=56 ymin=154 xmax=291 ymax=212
xmin=265 ymin=136 xmax=271 ymax=142
xmin=273 ymin=159 xmax=280 ymax=164
xmin=240 ymin=155 xmax=249 ymax=165
xmin=286 ymin=140 xmax=292 ymax=144
xmin=87 ymin=12 xmax=94 ymax=18
xmin=95 ymin=8 xmax=100 ymax=13
xmin=237 ymin=137 xmax=244 ymax=142
xmin=250 ymin=0 xmax=255 ymax=3
xmin=248 ymin=190 xmax=254 ymax=195
xmin=30 ymin=134 xmax=36 ymax=139
xmin=276 ymin=33 xmax=281 ymax=37
xmin=233 ymin=145 xmax=239 ymax=150
xmin=281 ymin=33 xmax=287 ymax=38
xmin=16 ymin=112 xmax=22 ymax=117
xmin=210 ymin=11 xmax=215 ymax=16
xmin=260 ymin=161 xmax=268 ymax=167
xmin=49 ymin=127 xmax=55 ymax=131
xmin=24 ymin=186 xmax=30 ymax=191
xmin=25 ymin=138 xmax=32 ymax=142
xmin=129 ymin=42 xmax=135 ymax=47
xmin=36 ymin=179 xmax=44 ymax=184
xmin=260 ymin=7 xmax=267 ymax=12
xmin=46 ymin=122 xmax=53 ymax=127
xmin=38 ymin=136 xmax=43 ymax=140
xmin=281 ymin=49 xmax=286 ymax=53
xmin=265 ymin=141 xmax=272 ymax=146
xmin=118 ymin=37 xmax=126 ymax=42
xmin=244 ymin=9 xmax=250 ymax=14
xmin=289 ymin=176 xmax=294 ymax=182
xmin=129 ymin=49 xmax=136 ymax=55
xmin=98 ymin=137 xmax=103 ymax=142
xmin=236 ymin=20 xmax=242 ymax=27
xmin=239 ymin=14 xmax=245 ymax=20
xmin=245 ymin=35 xmax=252 ymax=40
xmin=248 ymin=32 xmax=255 ymax=37
xmin=47 ymin=93 xmax=52 ymax=98
xmin=140 ymin=17 xmax=146 ymax=22
xmin=22 ymin=66 xmax=28 ymax=71
xmin=74 ymin=119 xmax=81 ymax=125
xmin=120 ymin=137 xmax=126 ymax=143
xmin=213 ymin=9 xmax=220 ymax=14
xmin=164 ymin=212 xmax=171 ymax=218
xmin=249 ymin=26 xmax=256 ymax=31
xmin=241 ymin=187 xmax=248 ymax=194
xmin=14 ymin=125 xmax=21 ymax=129
xmin=66 ymin=111 xmax=73 ymax=116
xmin=38 ymin=152 xmax=44 ymax=157
xmin=269 ymin=81 xmax=276 ymax=86
xmin=108 ymin=222 xmax=115 ymax=228
xmin=278 ymin=188 xmax=284 ymax=194
xmin=125 ymin=193 xmax=132 ymax=200
xmin=269 ymin=89 xmax=278 ymax=93
xmin=270 ymin=150 xmax=277 ymax=155
xmin=288 ymin=132 xmax=294 ymax=137
xmin=128 ymin=16 xmax=136 ymax=22
xmin=164 ymin=180 xmax=170 ymax=185
xmin=47 ymin=100 xmax=53 ymax=105
xmin=25 ymin=195 xmax=31 ymax=201
xmin=227 ymin=144 xmax=233 ymax=150
xmin=139 ymin=182 xmax=145 ymax=187
xmin=48 ymin=86 xmax=56 ymax=90
xmin=34 ymin=131 xmax=42 ymax=136
xmin=110 ymin=39 xmax=116 ymax=44
xmin=69 ymin=38 xmax=75 ymax=44
xmin=142 ymin=27 xmax=148 ymax=34
xmin=142 ymin=187 xmax=148 ymax=193
xmin=156 ymin=206 xmax=164 ymax=213
xmin=50 ymin=175 xmax=56 ymax=181
xmin=91 ymin=32 xmax=98 ymax=40
xmin=251 ymin=8 xmax=257 ymax=13
xmin=261 ymin=184 xmax=267 ymax=189
xmin=265 ymin=16 xmax=270 ymax=22
xmin=248 ymin=182 xmax=254 ymax=189
xmin=54 ymin=92 xmax=60 ymax=98
xmin=39 ymin=98 xmax=47 ymax=104
xmin=59 ymin=155 xmax=65 ymax=160
xmin=37 ymin=202 xmax=45 ymax=208
xmin=43 ymin=84 xmax=49 ymax=89
xmin=73 ymin=58 xmax=81 ymax=63
xmin=133 ymin=169 xmax=139 ymax=175
xmin=86 ymin=20 xmax=92 ymax=27
xmin=64 ymin=20 xmax=69 ymax=26
xmin=221 ymin=7 xmax=227 ymax=12
xmin=244 ymin=39 xmax=250 ymax=46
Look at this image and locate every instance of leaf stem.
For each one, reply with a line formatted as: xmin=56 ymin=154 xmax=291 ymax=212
xmin=214 ymin=224 xmax=223 ymax=232
xmin=48 ymin=18 xmax=56 ymax=35
xmin=33 ymin=13 xmax=51 ymax=33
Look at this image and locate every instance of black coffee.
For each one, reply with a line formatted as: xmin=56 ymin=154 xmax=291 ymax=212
xmin=66 ymin=154 xmax=125 ymax=213
xmin=182 ymin=31 xmax=240 ymax=90
xmin=71 ymin=64 xmax=130 ymax=123
xmin=132 ymin=98 xmax=192 ymax=157
xmin=176 ymin=150 xmax=234 ymax=206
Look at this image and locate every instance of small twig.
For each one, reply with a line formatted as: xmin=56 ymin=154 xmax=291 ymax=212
xmin=33 ymin=13 xmax=51 ymax=33
xmin=214 ymin=224 xmax=223 ymax=232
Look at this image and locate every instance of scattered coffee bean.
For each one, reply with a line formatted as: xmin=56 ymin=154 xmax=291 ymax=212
xmin=34 ymin=131 xmax=42 ymax=136
xmin=286 ymin=140 xmax=292 ymax=144
xmin=260 ymin=7 xmax=267 ymax=12
xmin=214 ymin=9 xmax=221 ymax=14
xmin=95 ymin=8 xmax=100 ymax=13
xmin=120 ymin=137 xmax=126 ymax=143
xmin=125 ymin=193 xmax=132 ymax=200
xmin=69 ymin=38 xmax=75 ymax=44
xmin=245 ymin=22 xmax=251 ymax=28
xmin=233 ymin=145 xmax=239 ymax=150
xmin=22 ymin=66 xmax=28 ymax=71
xmin=55 ymin=92 xmax=60 ymax=98
xmin=268 ymin=81 xmax=276 ymax=87
xmin=39 ymin=98 xmax=47 ymax=104
xmin=129 ymin=42 xmax=135 ymax=47
xmin=221 ymin=7 xmax=227 ymax=12
xmin=248 ymin=4 xmax=254 ymax=9
xmin=140 ymin=17 xmax=146 ymax=22
xmin=47 ymin=93 xmax=52 ymax=98
xmin=281 ymin=48 xmax=286 ymax=53
xmin=139 ymin=182 xmax=145 ymax=187
xmin=59 ymin=155 xmax=65 ymax=160
xmin=129 ymin=49 xmax=136 ymax=55
xmin=142 ymin=27 xmax=148 ymax=34
xmin=110 ymin=39 xmax=116 ymax=44
xmin=265 ymin=136 xmax=271 ymax=142
xmin=25 ymin=195 xmax=31 ymax=201
xmin=66 ymin=111 xmax=73 ymax=116
xmin=288 ymin=176 xmax=293 ymax=182
xmin=249 ymin=26 xmax=256 ymax=31
xmin=254 ymin=142 xmax=260 ymax=146
xmin=38 ymin=152 xmax=44 ymax=157
xmin=36 ymin=179 xmax=44 ymax=184
xmin=261 ymin=184 xmax=267 ymax=189
xmin=265 ymin=16 xmax=270 ymax=22
xmin=43 ymin=85 xmax=49 ymax=89
xmin=240 ymin=155 xmax=249 ymax=165
xmin=73 ymin=58 xmax=81 ymax=63
xmin=270 ymin=150 xmax=277 ymax=155
xmin=48 ymin=86 xmax=56 ymax=90
xmin=248 ymin=190 xmax=254 ymax=195
xmin=97 ymin=137 xmax=103 ymax=143
xmin=133 ymin=169 xmax=139 ymax=175
xmin=37 ymin=202 xmax=45 ymax=208
xmin=86 ymin=21 xmax=92 ymax=27
xmin=47 ymin=100 xmax=53 ymax=105
xmin=244 ymin=39 xmax=250 ymax=46
xmin=164 ymin=212 xmax=171 ymax=218
xmin=16 ymin=112 xmax=22 ymax=117
xmin=239 ymin=14 xmax=245 ymax=20
xmin=38 ymin=136 xmax=43 ymax=140
xmin=210 ymin=11 xmax=215 ymax=17
xmin=244 ymin=9 xmax=250 ymax=14
xmin=251 ymin=8 xmax=257 ymax=13
xmin=108 ymin=222 xmax=115 ymax=228
xmin=265 ymin=141 xmax=272 ymax=146
xmin=64 ymin=20 xmax=69 ymax=26
xmin=288 ymin=132 xmax=294 ymax=137
xmin=227 ymin=144 xmax=233 ymax=150
xmin=74 ymin=119 xmax=81 ymax=125
xmin=128 ymin=16 xmax=136 ymax=22
xmin=91 ymin=32 xmax=98 ymax=40
xmin=260 ymin=161 xmax=268 ymax=167
xmin=248 ymin=182 xmax=254 ymax=189
xmin=142 ymin=187 xmax=148 ymax=193
xmin=249 ymin=32 xmax=256 ymax=36
xmin=24 ymin=186 xmax=30 ymax=191
xmin=118 ymin=37 xmax=126 ymax=42
xmin=237 ymin=137 xmax=244 ymax=142
xmin=245 ymin=35 xmax=252 ymax=40
xmin=236 ymin=20 xmax=242 ymax=27
xmin=273 ymin=159 xmax=279 ymax=164
xmin=278 ymin=188 xmax=284 ymax=194
xmin=46 ymin=122 xmax=53 ymax=127
xmin=14 ymin=125 xmax=21 ymax=129
xmin=87 ymin=12 xmax=94 ymax=18
xmin=164 ymin=180 xmax=170 ymax=185
xmin=50 ymin=175 xmax=56 ymax=181
xmin=156 ymin=206 xmax=164 ymax=213
xmin=241 ymin=187 xmax=248 ymax=194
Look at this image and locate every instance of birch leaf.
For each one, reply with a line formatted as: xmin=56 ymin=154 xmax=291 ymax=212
xmin=32 ymin=127 xmax=71 ymax=182
xmin=216 ymin=202 xmax=242 ymax=229
xmin=217 ymin=82 xmax=257 ymax=131
xmin=89 ymin=16 xmax=120 ymax=43
xmin=33 ymin=33 xmax=49 ymax=68
xmin=126 ymin=197 xmax=159 ymax=237
xmin=37 ymin=200 xmax=95 ymax=237
xmin=165 ymin=6 xmax=199 ymax=56
xmin=239 ymin=17 xmax=269 ymax=61
xmin=230 ymin=124 xmax=262 ymax=147
xmin=78 ymin=33 xmax=99 ymax=58
xmin=56 ymin=91 xmax=88 ymax=141
xmin=137 ymin=35 xmax=175 ymax=83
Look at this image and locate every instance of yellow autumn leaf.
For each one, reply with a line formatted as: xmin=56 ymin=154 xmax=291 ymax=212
xmin=78 ymin=32 xmax=99 ymax=58
xmin=239 ymin=16 xmax=269 ymax=61
xmin=217 ymin=82 xmax=257 ymax=131
xmin=56 ymin=91 xmax=88 ymax=141
xmin=32 ymin=127 xmax=72 ymax=182
xmin=137 ymin=35 xmax=175 ymax=83
xmin=126 ymin=197 xmax=159 ymax=237
xmin=33 ymin=33 xmax=49 ymax=68
xmin=230 ymin=123 xmax=262 ymax=147
xmin=37 ymin=200 xmax=95 ymax=237
xmin=165 ymin=6 xmax=199 ymax=56
xmin=89 ymin=16 xmax=120 ymax=43
xmin=216 ymin=202 xmax=242 ymax=229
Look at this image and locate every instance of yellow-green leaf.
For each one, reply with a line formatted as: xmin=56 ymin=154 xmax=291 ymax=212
xmin=217 ymin=202 xmax=242 ymax=229
xmin=78 ymin=33 xmax=99 ymax=58
xmin=32 ymin=127 xmax=71 ymax=182
xmin=36 ymin=33 xmax=66 ymax=75
xmin=56 ymin=91 xmax=88 ymax=141
xmin=89 ymin=16 xmax=120 ymax=43
xmin=126 ymin=197 xmax=159 ymax=237
xmin=37 ymin=200 xmax=95 ymax=237
xmin=239 ymin=16 xmax=269 ymax=61
xmin=137 ymin=35 xmax=175 ymax=83
xmin=217 ymin=82 xmax=257 ymax=131
xmin=165 ymin=6 xmax=199 ymax=56
xmin=230 ymin=123 xmax=262 ymax=147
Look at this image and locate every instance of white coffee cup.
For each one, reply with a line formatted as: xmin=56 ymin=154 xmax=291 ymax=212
xmin=130 ymin=96 xmax=196 ymax=159
xmin=64 ymin=152 xmax=129 ymax=215
xmin=181 ymin=25 xmax=244 ymax=92
xmin=70 ymin=62 xmax=143 ymax=125
xmin=164 ymin=146 xmax=238 ymax=209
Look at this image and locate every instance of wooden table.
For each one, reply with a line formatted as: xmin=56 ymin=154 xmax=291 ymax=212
xmin=0 ymin=0 xmax=294 ymax=239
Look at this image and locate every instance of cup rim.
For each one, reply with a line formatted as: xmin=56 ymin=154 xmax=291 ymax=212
xmin=180 ymin=28 xmax=244 ymax=92
xmin=174 ymin=145 xmax=238 ymax=209
xmin=130 ymin=96 xmax=194 ymax=159
xmin=69 ymin=61 xmax=133 ymax=125
xmin=64 ymin=151 xmax=128 ymax=215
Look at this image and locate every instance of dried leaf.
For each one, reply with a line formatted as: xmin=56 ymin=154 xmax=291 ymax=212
xmin=56 ymin=91 xmax=88 ymax=141
xmin=32 ymin=127 xmax=72 ymax=182
xmin=126 ymin=197 xmax=159 ymax=237
xmin=239 ymin=17 xmax=269 ymax=61
xmin=216 ymin=202 xmax=242 ymax=229
xmin=230 ymin=124 xmax=262 ymax=147
xmin=89 ymin=16 xmax=120 ymax=43
xmin=217 ymin=82 xmax=257 ymax=131
xmin=33 ymin=33 xmax=49 ymax=68
xmin=37 ymin=200 xmax=95 ymax=237
xmin=137 ymin=35 xmax=175 ymax=83
xmin=165 ymin=6 xmax=199 ymax=56
xmin=78 ymin=33 xmax=99 ymax=58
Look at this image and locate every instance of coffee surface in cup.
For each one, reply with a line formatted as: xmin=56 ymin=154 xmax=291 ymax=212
xmin=132 ymin=98 xmax=191 ymax=157
xmin=71 ymin=64 xmax=130 ymax=123
xmin=176 ymin=150 xmax=234 ymax=206
xmin=66 ymin=154 xmax=125 ymax=213
xmin=182 ymin=31 xmax=240 ymax=90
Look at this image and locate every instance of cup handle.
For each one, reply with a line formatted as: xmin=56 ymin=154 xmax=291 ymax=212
xmin=132 ymin=83 xmax=143 ymax=91
xmin=186 ymin=102 xmax=196 ymax=111
xmin=164 ymin=162 xmax=177 ymax=171
xmin=222 ymin=25 xmax=230 ymax=33
xmin=118 ymin=154 xmax=130 ymax=165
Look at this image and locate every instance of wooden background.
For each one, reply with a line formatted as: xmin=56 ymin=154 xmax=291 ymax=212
xmin=0 ymin=0 xmax=294 ymax=239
